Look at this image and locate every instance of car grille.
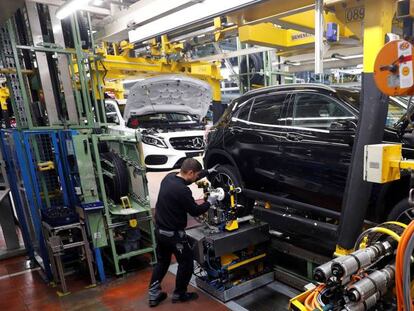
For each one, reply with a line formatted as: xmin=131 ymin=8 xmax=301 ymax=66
xmin=169 ymin=136 xmax=205 ymax=151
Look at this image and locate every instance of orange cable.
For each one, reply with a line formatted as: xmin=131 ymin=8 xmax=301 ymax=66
xmin=396 ymin=221 xmax=414 ymax=310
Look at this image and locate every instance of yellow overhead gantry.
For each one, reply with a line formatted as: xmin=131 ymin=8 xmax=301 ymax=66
xmin=86 ymin=0 xmax=370 ymax=100
xmin=87 ymin=39 xmax=222 ymax=101
xmin=220 ymin=0 xmax=359 ymax=50
xmin=84 ymin=0 xmax=373 ymax=101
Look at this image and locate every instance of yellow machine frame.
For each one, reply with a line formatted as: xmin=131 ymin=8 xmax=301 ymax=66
xmin=81 ymin=40 xmax=223 ymax=101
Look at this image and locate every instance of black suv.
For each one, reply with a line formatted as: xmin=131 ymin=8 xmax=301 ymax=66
xmin=204 ymin=84 xmax=414 ymax=231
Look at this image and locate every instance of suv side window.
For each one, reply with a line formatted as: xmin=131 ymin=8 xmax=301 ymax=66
xmin=288 ymin=92 xmax=354 ymax=129
xmin=105 ymin=101 xmax=120 ymax=124
xmin=249 ymin=94 xmax=287 ymax=125
xmin=235 ymin=98 xmax=254 ymax=120
xmin=387 ymin=97 xmax=407 ymax=127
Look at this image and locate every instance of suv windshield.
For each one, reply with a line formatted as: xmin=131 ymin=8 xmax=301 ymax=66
xmin=127 ymin=112 xmax=199 ymax=129
xmin=336 ymin=89 xmax=409 ymax=128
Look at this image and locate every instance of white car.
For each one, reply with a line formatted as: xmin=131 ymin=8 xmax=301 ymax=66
xmin=106 ymin=75 xmax=211 ymax=170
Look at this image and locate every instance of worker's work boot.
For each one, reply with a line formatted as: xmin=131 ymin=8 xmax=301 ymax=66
xmin=148 ymin=281 xmax=167 ymax=307
xmin=172 ymin=292 xmax=199 ymax=303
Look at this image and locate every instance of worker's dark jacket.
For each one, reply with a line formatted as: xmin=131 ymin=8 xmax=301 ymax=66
xmin=155 ymin=171 xmax=210 ymax=231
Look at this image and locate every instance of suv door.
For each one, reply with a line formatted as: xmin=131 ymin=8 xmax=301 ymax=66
xmin=224 ymin=92 xmax=290 ymax=192
xmin=223 ymin=97 xmax=255 ymax=181
xmin=281 ymin=91 xmax=357 ymax=210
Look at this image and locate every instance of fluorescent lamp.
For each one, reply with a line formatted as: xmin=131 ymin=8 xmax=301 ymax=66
xmin=331 ymin=53 xmax=345 ymax=60
xmin=56 ymin=0 xmax=93 ymax=20
xmin=128 ymin=0 xmax=263 ymax=43
xmin=93 ymin=0 xmax=104 ymax=5
xmin=331 ymin=53 xmax=363 ymax=61
xmin=284 ymin=60 xmax=301 ymax=66
xmin=343 ymin=54 xmax=363 ymax=60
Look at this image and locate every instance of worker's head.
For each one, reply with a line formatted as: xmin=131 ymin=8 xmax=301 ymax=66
xmin=180 ymin=158 xmax=203 ymax=184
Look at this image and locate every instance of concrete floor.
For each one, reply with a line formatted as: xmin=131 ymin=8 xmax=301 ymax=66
xmin=0 ymin=169 xmax=293 ymax=311
xmin=0 ymin=169 xmax=223 ymax=311
xmin=0 ymin=256 xmax=227 ymax=311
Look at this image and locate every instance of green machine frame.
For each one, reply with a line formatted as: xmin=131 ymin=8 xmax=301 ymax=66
xmin=73 ymin=131 xmax=157 ymax=275
xmin=0 ymin=2 xmax=156 ymax=279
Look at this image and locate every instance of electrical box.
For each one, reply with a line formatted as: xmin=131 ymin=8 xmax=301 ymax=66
xmin=326 ymin=23 xmax=339 ymax=42
xmin=397 ymin=0 xmax=414 ymax=18
xmin=363 ymin=144 xmax=402 ymax=183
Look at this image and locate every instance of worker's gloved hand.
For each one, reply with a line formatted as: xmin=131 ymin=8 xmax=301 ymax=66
xmin=207 ymin=193 xmax=218 ymax=205
xmin=207 ymin=164 xmax=220 ymax=174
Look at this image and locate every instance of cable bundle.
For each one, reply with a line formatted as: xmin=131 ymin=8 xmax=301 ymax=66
xmin=304 ymin=284 xmax=325 ymax=311
xmin=300 ymin=221 xmax=407 ymax=311
xmin=396 ymin=220 xmax=414 ymax=311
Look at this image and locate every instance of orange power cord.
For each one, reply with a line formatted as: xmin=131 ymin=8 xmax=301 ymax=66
xmin=396 ymin=220 xmax=414 ymax=311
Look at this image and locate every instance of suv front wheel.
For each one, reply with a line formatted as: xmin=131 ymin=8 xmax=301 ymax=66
xmin=208 ymin=164 xmax=253 ymax=217
xmin=387 ymin=198 xmax=414 ymax=223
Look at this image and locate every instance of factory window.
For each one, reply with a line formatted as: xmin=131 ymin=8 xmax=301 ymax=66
xmin=288 ymin=93 xmax=354 ymax=129
xmin=249 ymin=94 xmax=286 ymax=125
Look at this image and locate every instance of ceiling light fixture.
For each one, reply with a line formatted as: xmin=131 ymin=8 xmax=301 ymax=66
xmin=343 ymin=54 xmax=363 ymax=60
xmin=331 ymin=53 xmax=346 ymax=60
xmin=56 ymin=0 xmax=93 ymax=20
xmin=284 ymin=60 xmax=301 ymax=66
xmin=331 ymin=53 xmax=363 ymax=60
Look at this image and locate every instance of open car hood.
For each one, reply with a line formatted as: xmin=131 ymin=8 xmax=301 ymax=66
xmin=124 ymin=75 xmax=212 ymax=121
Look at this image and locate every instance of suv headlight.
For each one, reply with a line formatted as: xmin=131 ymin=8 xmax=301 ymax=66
xmin=141 ymin=135 xmax=167 ymax=148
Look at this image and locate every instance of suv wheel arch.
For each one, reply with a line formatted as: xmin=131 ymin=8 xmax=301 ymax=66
xmin=387 ymin=198 xmax=411 ymax=222
xmin=204 ymin=149 xmax=238 ymax=170
xmin=375 ymin=175 xmax=411 ymax=221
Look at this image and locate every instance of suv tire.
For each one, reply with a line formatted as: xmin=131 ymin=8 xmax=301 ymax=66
xmin=239 ymin=53 xmax=264 ymax=86
xmin=387 ymin=198 xmax=413 ymax=223
xmin=208 ymin=164 xmax=253 ymax=216
xmin=101 ymin=152 xmax=129 ymax=203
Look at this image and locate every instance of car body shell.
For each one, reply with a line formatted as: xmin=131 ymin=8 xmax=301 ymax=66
xmin=204 ymin=84 xmax=414 ymax=222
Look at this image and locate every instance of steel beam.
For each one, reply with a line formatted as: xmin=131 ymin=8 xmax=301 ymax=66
xmin=286 ymin=57 xmax=362 ymax=73
xmin=314 ymin=0 xmax=324 ymax=78
xmin=25 ymin=1 xmax=59 ymax=125
xmin=274 ymin=10 xmax=355 ymax=38
xmin=282 ymin=46 xmax=362 ymax=62
xmin=212 ymin=42 xmax=237 ymax=77
xmin=193 ymin=46 xmax=275 ymax=62
xmin=238 ymin=23 xmax=315 ymax=49
xmin=337 ymin=0 xmax=395 ymax=252
xmin=49 ymin=6 xmax=79 ymax=125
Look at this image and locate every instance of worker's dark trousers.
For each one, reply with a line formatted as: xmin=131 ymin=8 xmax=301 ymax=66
xmin=149 ymin=229 xmax=194 ymax=298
